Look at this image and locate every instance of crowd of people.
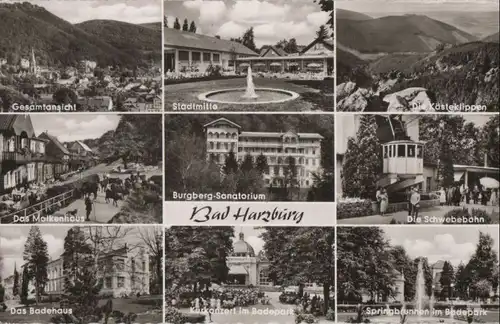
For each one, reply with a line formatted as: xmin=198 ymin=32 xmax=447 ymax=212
xmin=374 ymin=182 xmax=499 ymax=218
xmin=439 ymin=184 xmax=499 ymax=207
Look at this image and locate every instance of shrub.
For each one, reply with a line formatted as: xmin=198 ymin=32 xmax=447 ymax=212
xmin=182 ymin=313 xmax=205 ymax=323
xmin=165 ymin=306 xmax=184 ymax=324
xmin=326 ymin=308 xmax=335 ymax=321
xmin=337 ymin=199 xmax=373 ymax=219
xmin=443 ymin=207 xmax=493 ymax=224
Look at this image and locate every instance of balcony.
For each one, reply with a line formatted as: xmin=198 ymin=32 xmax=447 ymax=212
xmin=1 ymin=151 xmax=48 ymax=163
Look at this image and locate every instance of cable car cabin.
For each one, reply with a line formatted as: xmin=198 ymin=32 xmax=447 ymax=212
xmin=382 ymin=140 xmax=424 ymax=175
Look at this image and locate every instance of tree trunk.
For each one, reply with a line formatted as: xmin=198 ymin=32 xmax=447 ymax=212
xmin=323 ymin=283 xmax=330 ymax=315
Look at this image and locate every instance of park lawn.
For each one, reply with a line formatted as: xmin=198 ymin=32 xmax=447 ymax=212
xmin=0 ymin=298 xmax=162 ymax=323
xmin=165 ymin=77 xmax=334 ymax=111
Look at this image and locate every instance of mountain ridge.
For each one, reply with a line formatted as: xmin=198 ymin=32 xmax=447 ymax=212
xmin=337 ymin=12 xmax=477 ymax=53
xmin=0 ymin=2 xmax=159 ymax=68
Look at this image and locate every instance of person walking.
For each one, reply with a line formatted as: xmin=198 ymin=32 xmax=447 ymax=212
xmin=375 ymin=187 xmax=382 ymax=214
xmin=406 ymin=187 xmax=413 ymax=216
xmin=410 ymin=187 xmax=421 ymax=218
xmin=85 ymin=195 xmax=92 ymax=222
xmin=380 ymin=188 xmax=389 ymax=216
xmin=439 ymin=187 xmax=446 ymax=206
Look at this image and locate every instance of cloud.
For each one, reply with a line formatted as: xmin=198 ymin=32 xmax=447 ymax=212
xmin=33 ymin=115 xmax=118 ymax=142
xmin=30 ymin=0 xmax=161 ymax=24
xmin=397 ymin=234 xmax=476 ymax=266
xmin=306 ymin=11 xmax=330 ymax=27
xmin=228 ymin=0 xmax=291 ymax=24
xmin=183 ymin=0 xmax=227 ymax=24
xmin=245 ymin=235 xmax=264 ymax=254
xmin=216 ymin=21 xmax=248 ymax=39
xmin=0 ymin=232 xmax=64 ymax=277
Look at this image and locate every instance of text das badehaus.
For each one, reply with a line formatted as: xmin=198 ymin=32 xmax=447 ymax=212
xmin=190 ymin=206 xmax=304 ymax=224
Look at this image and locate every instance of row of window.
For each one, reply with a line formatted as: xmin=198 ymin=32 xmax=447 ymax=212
xmin=206 ymin=132 xmax=320 ymax=145
xmin=178 ymin=51 xmax=220 ymax=62
xmin=5 ymin=137 xmax=46 ymax=154
xmin=383 ymin=144 xmax=423 ymax=158
xmin=209 ymin=153 xmax=319 ymax=167
xmin=207 ymin=142 xmax=318 ymax=155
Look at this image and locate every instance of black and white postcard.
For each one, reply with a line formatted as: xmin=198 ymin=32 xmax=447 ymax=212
xmin=336 ymin=114 xmax=499 ymax=224
xmin=0 ymin=0 xmax=162 ymax=112
xmin=164 ymin=0 xmax=334 ymax=112
xmin=0 ymin=114 xmax=162 ymax=224
xmin=337 ymin=226 xmax=500 ymax=324
xmin=336 ymin=0 xmax=499 ymax=112
xmin=0 ymin=225 xmax=163 ymax=323
xmin=165 ymin=226 xmax=335 ymax=323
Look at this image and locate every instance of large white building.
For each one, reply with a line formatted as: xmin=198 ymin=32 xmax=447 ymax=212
xmin=227 ymin=232 xmax=323 ymax=293
xmin=204 ymin=118 xmax=324 ymax=188
xmin=2 ymin=244 xmax=150 ymax=300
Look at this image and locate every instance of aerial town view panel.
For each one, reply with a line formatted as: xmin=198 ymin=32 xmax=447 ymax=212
xmin=0 ymin=114 xmax=163 ymax=224
xmin=0 ymin=0 xmax=162 ymax=112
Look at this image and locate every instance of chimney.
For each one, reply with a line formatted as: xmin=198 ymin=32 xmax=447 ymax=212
xmin=484 ymin=153 xmax=488 ymax=168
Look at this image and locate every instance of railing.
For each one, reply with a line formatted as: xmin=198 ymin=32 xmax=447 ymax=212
xmin=1 ymin=151 xmax=48 ymax=162
xmin=0 ymin=189 xmax=75 ymax=224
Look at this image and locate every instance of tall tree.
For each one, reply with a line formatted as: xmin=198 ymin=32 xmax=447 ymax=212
xmin=261 ymin=227 xmax=335 ymax=314
xmin=182 ymin=19 xmax=189 ymax=31
xmin=479 ymin=115 xmax=499 ymax=167
xmin=13 ymin=264 xmax=20 ymax=297
xmin=438 ymin=139 xmax=455 ymax=188
xmin=173 ymin=18 xmax=181 ymax=30
xmin=440 ymin=261 xmax=455 ymax=300
xmin=284 ymin=38 xmax=299 ymax=54
xmin=241 ymin=153 xmax=254 ymax=173
xmin=314 ymin=0 xmax=333 ymax=36
xmin=284 ymin=156 xmax=299 ymax=200
xmin=342 ymin=115 xmax=382 ymax=199
xmin=316 ymin=25 xmax=329 ymax=40
xmin=223 ymin=150 xmax=238 ymax=175
xmin=454 ymin=262 xmax=470 ymax=300
xmin=337 ymin=227 xmax=398 ymax=303
xmin=20 ymin=266 xmax=29 ymax=304
xmin=137 ymin=227 xmax=163 ymax=295
xmin=466 ymin=232 xmax=499 ymax=291
xmin=189 ymin=21 xmax=197 ymax=33
xmin=390 ymin=246 xmax=416 ymax=301
xmin=255 ymin=153 xmax=269 ymax=175
xmin=23 ymin=226 xmax=49 ymax=304
xmin=242 ymin=28 xmax=257 ymax=52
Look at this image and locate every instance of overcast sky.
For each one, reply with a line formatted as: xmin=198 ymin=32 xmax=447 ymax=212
xmin=4 ymin=0 xmax=161 ymax=24
xmin=0 ymin=226 xmax=158 ymax=278
xmin=337 ymin=0 xmax=499 ymax=13
xmin=31 ymin=114 xmax=120 ymax=143
xmin=384 ymin=226 xmax=499 ymax=267
xmin=164 ymin=0 xmax=331 ymax=47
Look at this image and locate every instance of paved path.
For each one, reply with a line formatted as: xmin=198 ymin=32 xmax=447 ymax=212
xmin=52 ymin=168 xmax=162 ymax=224
xmin=339 ymin=204 xmax=499 ymax=225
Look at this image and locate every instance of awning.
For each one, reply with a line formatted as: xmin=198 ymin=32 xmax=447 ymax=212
xmin=270 ymin=62 xmax=281 ymax=66
xmin=454 ymin=171 xmax=464 ymax=182
xmin=239 ymin=63 xmax=249 ymax=67
xmin=229 ymin=265 xmax=248 ymax=275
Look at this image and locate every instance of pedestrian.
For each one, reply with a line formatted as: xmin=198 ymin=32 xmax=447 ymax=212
xmin=85 ymin=195 xmax=92 ymax=221
xmin=439 ymin=187 xmax=446 ymax=206
xmin=380 ymin=188 xmax=389 ymax=216
xmin=375 ymin=187 xmax=382 ymax=213
xmin=411 ymin=187 xmax=421 ymax=218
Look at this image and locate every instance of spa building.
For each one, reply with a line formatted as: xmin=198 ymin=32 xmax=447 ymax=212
xmin=204 ymin=118 xmax=324 ymax=188
xmin=227 ymin=232 xmax=323 ymax=293
xmin=164 ymin=28 xmax=333 ymax=76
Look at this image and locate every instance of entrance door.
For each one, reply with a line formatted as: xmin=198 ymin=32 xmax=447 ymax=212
xmin=165 ymin=52 xmax=175 ymax=73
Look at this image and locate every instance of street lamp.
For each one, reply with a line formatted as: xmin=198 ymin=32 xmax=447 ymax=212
xmin=450 ymin=283 xmax=455 ymax=301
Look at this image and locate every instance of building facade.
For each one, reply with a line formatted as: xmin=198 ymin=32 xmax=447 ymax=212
xmin=164 ymin=28 xmax=259 ymax=74
xmin=227 ymin=232 xmax=323 ymax=293
xmin=2 ymin=245 xmax=151 ymax=299
xmin=38 ymin=132 xmax=71 ymax=177
xmin=0 ymin=115 xmax=48 ymax=193
xmin=236 ymin=38 xmax=334 ymax=76
xmin=204 ymin=118 xmax=323 ymax=188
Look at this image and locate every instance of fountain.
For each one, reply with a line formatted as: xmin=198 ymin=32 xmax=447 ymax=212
xmin=197 ymin=66 xmax=299 ymax=104
xmin=241 ymin=66 xmax=259 ymax=99
xmin=414 ymin=259 xmax=426 ymax=321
